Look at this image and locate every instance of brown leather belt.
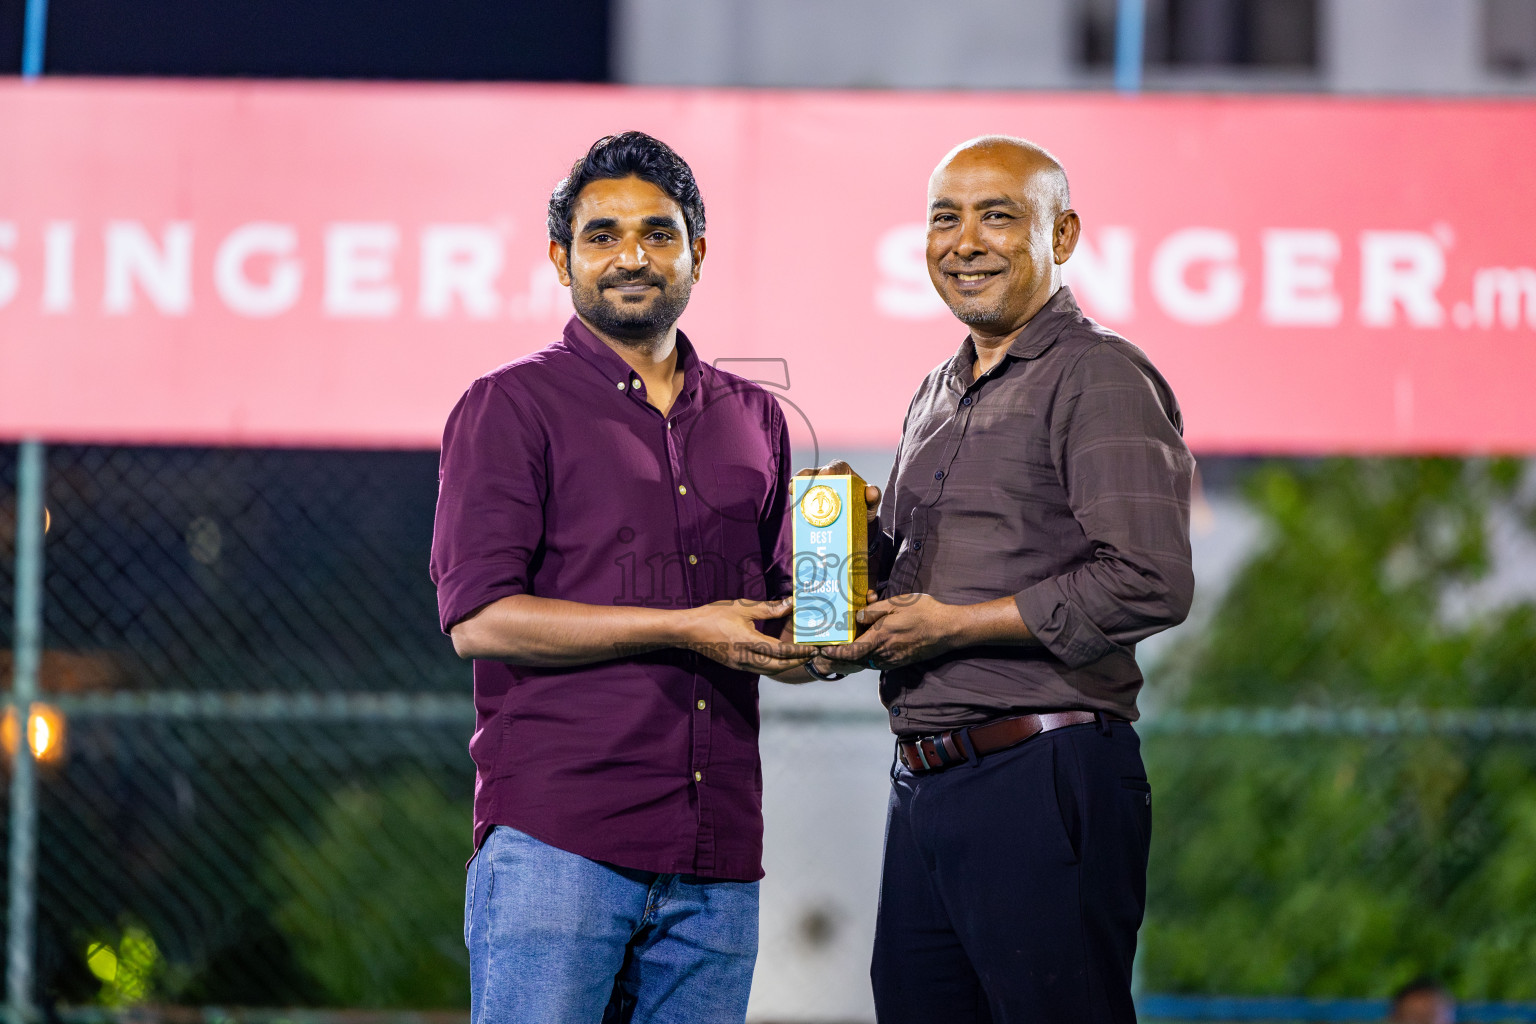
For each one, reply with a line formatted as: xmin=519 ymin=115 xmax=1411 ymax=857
xmin=897 ymin=710 xmax=1104 ymax=773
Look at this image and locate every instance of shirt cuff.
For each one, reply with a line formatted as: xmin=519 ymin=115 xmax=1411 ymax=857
xmin=435 ymin=561 xmax=529 ymax=634
xmin=1013 ymin=578 xmax=1121 ymax=670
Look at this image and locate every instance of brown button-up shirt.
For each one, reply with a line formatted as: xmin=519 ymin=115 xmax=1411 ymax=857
xmin=874 ymin=287 xmax=1194 ymax=733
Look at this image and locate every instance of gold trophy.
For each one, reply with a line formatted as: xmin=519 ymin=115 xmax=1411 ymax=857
xmin=790 ymin=472 xmax=867 ymax=644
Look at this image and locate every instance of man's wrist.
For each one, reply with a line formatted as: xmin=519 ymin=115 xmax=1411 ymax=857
xmin=671 ymin=605 xmax=703 ymax=647
xmin=944 ymin=598 xmax=1030 ymax=649
xmin=943 ymin=601 xmax=979 ymax=649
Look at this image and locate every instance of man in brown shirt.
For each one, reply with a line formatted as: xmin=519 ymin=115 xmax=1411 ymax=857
xmin=826 ymin=136 xmax=1194 ymax=1023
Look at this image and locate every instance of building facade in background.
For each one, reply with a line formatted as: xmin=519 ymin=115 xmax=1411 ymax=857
xmin=615 ymin=0 xmax=1536 ymax=94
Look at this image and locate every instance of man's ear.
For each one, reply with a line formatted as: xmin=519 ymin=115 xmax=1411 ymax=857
xmin=1053 ymin=210 xmax=1082 ymax=266
xmin=690 ymin=235 xmax=707 ymax=283
xmin=549 ymin=239 xmax=573 ymax=286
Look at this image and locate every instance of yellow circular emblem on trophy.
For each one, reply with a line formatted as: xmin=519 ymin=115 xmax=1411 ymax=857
xmin=800 ymin=484 xmax=842 ymax=527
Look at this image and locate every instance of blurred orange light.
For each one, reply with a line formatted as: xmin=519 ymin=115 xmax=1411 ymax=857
xmin=2 ymin=704 xmax=66 ymax=763
xmin=31 ymin=715 xmax=52 ymax=757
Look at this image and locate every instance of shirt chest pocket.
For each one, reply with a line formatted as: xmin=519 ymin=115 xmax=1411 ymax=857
xmin=951 ymin=405 xmax=1057 ymax=492
xmin=710 ymin=462 xmax=772 ymax=599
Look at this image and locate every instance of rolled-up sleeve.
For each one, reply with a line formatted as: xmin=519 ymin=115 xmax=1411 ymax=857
xmin=1013 ymin=344 xmax=1195 ymax=669
xmin=430 ymin=377 xmax=548 ymax=634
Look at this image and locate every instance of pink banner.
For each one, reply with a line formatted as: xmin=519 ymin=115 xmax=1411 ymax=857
xmin=1 ymin=80 xmax=1533 ymax=453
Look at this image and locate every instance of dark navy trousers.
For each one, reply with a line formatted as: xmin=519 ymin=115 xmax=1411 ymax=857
xmin=871 ymin=719 xmax=1151 ymax=1024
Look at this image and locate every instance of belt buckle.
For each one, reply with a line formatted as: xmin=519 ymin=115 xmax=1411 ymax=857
xmin=902 ymin=726 xmax=992 ymax=773
xmin=905 ymin=731 xmax=967 ymax=773
xmin=901 ymin=737 xmax=933 ymax=772
xmin=921 ymin=734 xmax=952 ymax=771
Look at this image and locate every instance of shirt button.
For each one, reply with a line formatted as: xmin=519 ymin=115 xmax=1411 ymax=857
xmin=631 ymin=379 xmax=642 ymax=389
xmin=934 ymin=470 xmax=945 ymax=480
xmin=616 ymin=381 xmax=626 ymax=390
xmin=694 ymin=771 xmax=703 ymax=782
xmin=697 ymin=699 xmax=707 ymax=710
xmin=667 ymin=422 xmax=673 ymax=430
xmin=913 ymin=541 xmax=923 ymax=551
xmin=678 ymin=485 xmax=687 ymax=495
xmin=890 ymin=706 xmax=902 ymax=717
xmin=688 ymin=554 xmax=698 ymax=565
xmin=961 ymin=396 xmax=972 ymax=406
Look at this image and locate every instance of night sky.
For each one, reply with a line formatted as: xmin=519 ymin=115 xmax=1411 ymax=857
xmin=1 ymin=0 xmax=609 ymax=81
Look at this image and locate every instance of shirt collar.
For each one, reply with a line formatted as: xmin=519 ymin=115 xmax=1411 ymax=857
xmin=943 ymin=285 xmax=1082 ymax=385
xmin=562 ymin=315 xmax=703 ymax=407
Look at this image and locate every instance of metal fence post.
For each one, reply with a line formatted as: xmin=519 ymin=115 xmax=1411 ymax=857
xmin=8 ymin=442 xmax=45 ymax=1024
xmin=21 ymin=0 xmax=49 ymax=79
xmin=12 ymin=3 xmax=50 ymax=1016
xmin=1113 ymin=1 xmax=1146 ymax=995
xmin=1114 ymin=0 xmax=1146 ymax=93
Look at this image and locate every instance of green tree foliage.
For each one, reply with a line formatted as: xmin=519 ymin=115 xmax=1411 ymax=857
xmin=1142 ymin=458 xmax=1536 ymax=998
xmin=84 ymin=922 xmax=167 ymax=1006
xmin=262 ymin=774 xmax=471 ymax=1007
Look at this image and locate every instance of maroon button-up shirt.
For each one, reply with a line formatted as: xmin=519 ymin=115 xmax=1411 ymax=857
xmin=431 ymin=316 xmax=792 ymax=881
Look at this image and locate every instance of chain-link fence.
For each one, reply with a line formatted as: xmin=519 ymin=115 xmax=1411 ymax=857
xmin=4 ymin=444 xmax=1536 ymax=1023
xmin=1 ymin=444 xmax=471 ymax=1012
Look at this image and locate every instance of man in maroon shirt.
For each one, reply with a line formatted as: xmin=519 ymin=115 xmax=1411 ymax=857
xmin=431 ymin=133 xmax=820 ymax=1024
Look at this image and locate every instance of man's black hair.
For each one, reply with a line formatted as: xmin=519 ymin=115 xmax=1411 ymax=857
xmin=547 ymin=132 xmax=705 ymax=251
xmin=1392 ymin=976 xmax=1450 ymax=1004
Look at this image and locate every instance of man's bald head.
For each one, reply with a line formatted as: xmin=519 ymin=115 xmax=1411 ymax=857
xmin=924 ymin=134 xmax=1081 ymax=340
xmin=930 ymin=135 xmax=1071 ymax=220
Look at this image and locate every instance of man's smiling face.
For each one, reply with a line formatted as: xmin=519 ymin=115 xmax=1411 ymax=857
xmin=553 ymin=174 xmax=703 ymax=345
xmin=925 ymin=143 xmax=1073 ymax=338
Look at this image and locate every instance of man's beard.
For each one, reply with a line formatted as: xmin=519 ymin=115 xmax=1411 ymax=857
xmin=572 ymin=269 xmax=692 ymax=346
xmin=945 ymin=293 xmax=1007 ymax=328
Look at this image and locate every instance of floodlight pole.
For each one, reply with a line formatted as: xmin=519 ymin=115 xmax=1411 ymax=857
xmin=7 ymin=442 xmax=44 ymax=1024
xmin=1114 ymin=0 xmax=1146 ymax=93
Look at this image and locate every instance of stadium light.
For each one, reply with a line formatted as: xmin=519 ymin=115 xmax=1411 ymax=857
xmin=2 ymin=703 xmax=66 ymax=763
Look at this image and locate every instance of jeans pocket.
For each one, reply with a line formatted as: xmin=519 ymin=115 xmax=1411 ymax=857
xmin=464 ymin=847 xmax=480 ymax=950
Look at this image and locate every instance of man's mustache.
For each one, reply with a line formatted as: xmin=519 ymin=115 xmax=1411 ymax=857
xmin=598 ymin=270 xmax=667 ymax=290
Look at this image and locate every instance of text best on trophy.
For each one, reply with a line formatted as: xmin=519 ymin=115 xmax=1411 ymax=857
xmin=790 ymin=472 xmax=868 ymax=645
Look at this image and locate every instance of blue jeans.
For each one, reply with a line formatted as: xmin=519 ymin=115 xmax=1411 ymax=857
xmin=465 ymin=825 xmax=760 ymax=1024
